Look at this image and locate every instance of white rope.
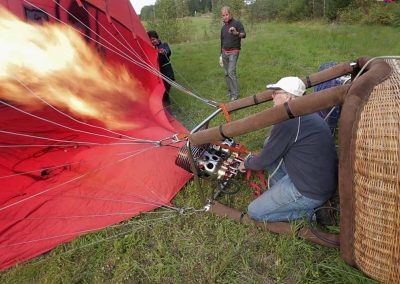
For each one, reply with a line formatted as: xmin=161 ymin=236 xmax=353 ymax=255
xmin=19 ymin=1 xmax=168 ymax=140
xmin=70 ymin=0 xmax=217 ymax=107
xmin=1 ymin=171 xmax=183 ymax=223
xmin=0 ymin=129 xmax=153 ymax=147
xmin=34 ymin=193 xmax=176 ymax=214
xmin=0 ymin=145 xmax=155 ymax=212
xmin=0 ymin=97 xmax=153 ymax=144
xmin=10 ymin=64 xmax=157 ymax=144
xmin=24 ymin=0 xmax=218 ymax=107
xmin=0 ymin=214 xmax=177 ymax=248
xmin=135 ymin=35 xmax=155 ymax=68
xmin=0 ymin=209 xmax=204 ymax=249
xmin=24 ymin=213 xmax=179 ymax=266
xmin=91 ymin=3 xmax=208 ymax=109
xmin=22 ymin=209 xmax=178 ymax=221
xmin=78 ymin=2 xmax=147 ymax=66
xmin=0 ymin=140 xmax=183 ymax=148
xmin=0 ymin=144 xmax=126 ymax=148
xmin=354 ymin=56 xmax=400 ymax=81
xmin=0 ymin=148 xmax=149 ymax=179
xmin=0 ymin=2 xmax=204 ymax=255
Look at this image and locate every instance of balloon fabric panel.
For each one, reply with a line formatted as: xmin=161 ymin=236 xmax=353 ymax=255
xmin=0 ymin=0 xmax=191 ymax=270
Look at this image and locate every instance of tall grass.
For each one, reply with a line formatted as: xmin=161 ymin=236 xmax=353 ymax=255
xmin=1 ymin=21 xmax=398 ymax=283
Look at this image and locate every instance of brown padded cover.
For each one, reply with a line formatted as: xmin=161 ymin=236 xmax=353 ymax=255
xmin=209 ymin=201 xmax=339 ymax=248
xmin=223 ymin=62 xmax=355 ymax=112
xmin=190 ymin=85 xmax=349 ymax=145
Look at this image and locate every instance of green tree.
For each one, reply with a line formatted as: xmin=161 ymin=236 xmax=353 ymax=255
xmin=140 ymin=5 xmax=156 ymax=21
xmin=325 ymin=0 xmax=352 ymax=20
xmin=176 ymin=0 xmax=190 ymax=17
xmin=211 ymin=0 xmax=246 ymax=25
xmin=244 ymin=0 xmax=354 ymax=21
xmin=147 ymin=0 xmax=192 ymax=42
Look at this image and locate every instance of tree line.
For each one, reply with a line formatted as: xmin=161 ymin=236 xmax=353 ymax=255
xmin=139 ymin=0 xmax=399 ymax=42
xmin=140 ymin=0 xmax=212 ymax=19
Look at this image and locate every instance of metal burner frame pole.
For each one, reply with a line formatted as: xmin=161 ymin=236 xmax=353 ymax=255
xmin=187 ymin=108 xmax=222 ymax=204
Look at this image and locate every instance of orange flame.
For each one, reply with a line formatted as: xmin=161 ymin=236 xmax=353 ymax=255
xmin=0 ymin=7 xmax=146 ymax=130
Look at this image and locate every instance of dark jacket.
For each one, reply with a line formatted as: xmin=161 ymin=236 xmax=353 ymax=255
xmin=220 ymin=18 xmax=246 ymax=51
xmin=245 ymin=114 xmax=338 ymax=201
xmin=155 ymin=41 xmax=174 ymax=80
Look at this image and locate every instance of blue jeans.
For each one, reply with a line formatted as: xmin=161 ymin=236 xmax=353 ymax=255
xmin=247 ymin=162 xmax=324 ymax=222
xmin=222 ymin=51 xmax=239 ymax=100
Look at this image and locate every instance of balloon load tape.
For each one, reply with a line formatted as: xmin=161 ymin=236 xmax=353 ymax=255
xmin=175 ymin=138 xmax=245 ymax=195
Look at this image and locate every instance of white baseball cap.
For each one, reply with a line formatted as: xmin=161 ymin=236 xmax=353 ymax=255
xmin=266 ymin=76 xmax=306 ymax=97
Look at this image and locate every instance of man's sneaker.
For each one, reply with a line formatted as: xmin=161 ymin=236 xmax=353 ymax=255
xmin=231 ymin=96 xmax=238 ymax=101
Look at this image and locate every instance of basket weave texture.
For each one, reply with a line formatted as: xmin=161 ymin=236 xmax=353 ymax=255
xmin=353 ymin=59 xmax=400 ymax=283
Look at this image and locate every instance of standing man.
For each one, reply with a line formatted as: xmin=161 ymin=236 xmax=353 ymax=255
xmin=147 ymin=30 xmax=175 ymax=107
xmin=239 ymin=77 xmax=338 ymax=222
xmin=220 ymin=6 xmax=246 ymax=101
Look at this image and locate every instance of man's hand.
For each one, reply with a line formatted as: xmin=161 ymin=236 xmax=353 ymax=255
xmin=229 ymin=27 xmax=238 ymax=35
xmin=157 ymin=48 xmax=165 ymax=54
xmin=238 ymin=160 xmax=246 ymax=173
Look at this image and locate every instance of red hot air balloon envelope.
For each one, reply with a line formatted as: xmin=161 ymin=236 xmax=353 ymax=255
xmin=0 ymin=0 xmax=191 ymax=270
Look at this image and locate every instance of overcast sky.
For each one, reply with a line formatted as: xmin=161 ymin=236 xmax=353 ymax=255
xmin=130 ymin=0 xmax=156 ymax=14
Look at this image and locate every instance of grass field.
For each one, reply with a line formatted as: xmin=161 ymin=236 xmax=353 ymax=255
xmin=1 ymin=20 xmax=399 ymax=283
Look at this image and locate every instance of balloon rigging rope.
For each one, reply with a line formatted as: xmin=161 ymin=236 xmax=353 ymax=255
xmin=78 ymin=1 xmax=153 ymax=69
xmin=74 ymin=0 xmax=217 ymax=108
xmin=0 ymin=213 xmax=178 ymax=248
xmin=0 ymin=201 xmax=187 ymax=225
xmin=0 ymin=207 xmax=205 ymax=249
xmin=25 ymin=0 xmax=218 ymax=108
xmin=0 ymin=141 xmax=191 ymax=218
xmin=0 ymin=200 xmax=177 ymax=222
xmin=0 ymin=178 xmax=199 ymax=223
xmin=0 ymin=130 xmax=184 ymax=148
xmin=0 ymin=173 xmax=184 ymax=223
xmin=16 ymin=0 xmax=214 ymax=149
xmin=353 ymin=56 xmax=400 ymax=81
xmin=3 ymin=25 xmax=157 ymax=144
xmin=0 ymin=145 xmax=156 ymax=212
xmin=0 ymin=209 xmax=205 ymax=251
xmin=0 ymin=145 xmax=183 ymax=210
xmin=0 ymin=98 xmax=154 ymax=144
xmin=17 ymin=215 xmax=178 ymax=268
xmin=0 ymin=2 xmax=208 ymax=259
xmin=0 ymin=158 xmax=202 ymax=245
xmin=0 ymin=143 xmax=143 ymax=148
xmin=1 ymin=78 xmax=184 ymax=149
xmin=0 ymin=129 xmax=155 ymax=147
xmin=89 ymin=2 xmax=204 ymax=106
xmin=19 ymin=1 xmax=172 ymax=143
xmin=18 ymin=209 xmax=177 ymax=221
xmin=0 ymin=148 xmax=152 ymax=179
xmin=1 ymin=211 xmax=196 ymax=266
xmin=91 ymin=5 xmax=207 ymax=123
xmin=135 ymin=37 xmax=154 ymax=67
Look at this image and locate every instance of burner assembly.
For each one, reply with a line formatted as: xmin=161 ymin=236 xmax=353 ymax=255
xmin=175 ymin=138 xmax=245 ymax=195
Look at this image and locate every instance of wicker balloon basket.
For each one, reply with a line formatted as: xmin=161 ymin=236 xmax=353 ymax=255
xmin=340 ymin=58 xmax=400 ymax=283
